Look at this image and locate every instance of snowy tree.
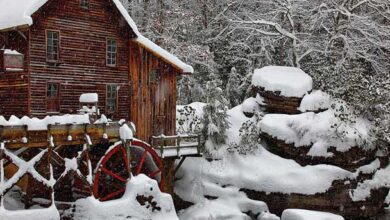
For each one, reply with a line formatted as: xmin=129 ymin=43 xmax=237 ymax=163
xmin=202 ymin=73 xmax=230 ymax=148
xmin=228 ymin=111 xmax=264 ymax=155
xmin=225 ymin=67 xmax=241 ymax=108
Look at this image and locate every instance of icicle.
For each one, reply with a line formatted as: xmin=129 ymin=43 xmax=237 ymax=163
xmin=49 ymin=136 xmax=55 ymax=147
xmin=0 ymin=155 xmax=4 ymax=208
xmin=85 ymin=135 xmax=92 ymax=146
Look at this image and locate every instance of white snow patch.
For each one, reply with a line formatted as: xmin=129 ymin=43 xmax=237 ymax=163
xmin=175 ymin=149 xmax=353 ymax=199
xmin=259 ymin=109 xmax=372 ymax=155
xmin=252 ymin=66 xmax=313 ymax=98
xmin=0 ymin=0 xmax=48 ymax=31
xmin=0 ymin=204 xmax=60 ymax=220
xmin=281 ymin=209 xmax=344 ymax=220
xmin=120 ymin=123 xmax=134 ymax=140
xmin=73 ymin=174 xmax=178 ymax=220
xmin=0 ymin=114 xmax=98 ymax=131
xmin=135 ymin=35 xmax=194 ymax=73
xmin=241 ymin=97 xmax=260 ymax=114
xmin=350 ymin=165 xmax=390 ymax=201
xmin=298 ymin=90 xmax=331 ymax=112
xmin=3 ymin=49 xmax=22 ymax=55
xmin=79 ymin=93 xmax=98 ymax=103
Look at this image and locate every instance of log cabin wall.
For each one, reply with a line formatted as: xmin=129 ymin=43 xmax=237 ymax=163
xmin=0 ymin=31 xmax=30 ymax=118
xmin=129 ymin=41 xmax=178 ymax=143
xmin=28 ymin=0 xmax=133 ymax=119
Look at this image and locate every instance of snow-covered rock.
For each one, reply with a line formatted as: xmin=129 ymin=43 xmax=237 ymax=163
xmin=241 ymin=97 xmax=260 ymax=114
xmin=252 ymin=66 xmax=313 ymax=98
xmin=281 ymin=209 xmax=344 ymax=220
xmin=350 ymin=165 xmax=390 ymax=201
xmin=259 ymin=109 xmax=372 ymax=156
xmin=73 ymin=174 xmax=178 ymax=220
xmin=298 ymin=90 xmax=331 ymax=112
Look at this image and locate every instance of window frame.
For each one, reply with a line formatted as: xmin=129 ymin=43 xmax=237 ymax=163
xmin=106 ymin=84 xmax=118 ymax=114
xmin=46 ymin=82 xmax=60 ymax=113
xmin=80 ymin=0 xmax=89 ymax=9
xmin=45 ymin=30 xmax=60 ymax=63
xmin=106 ymin=38 xmax=117 ymax=67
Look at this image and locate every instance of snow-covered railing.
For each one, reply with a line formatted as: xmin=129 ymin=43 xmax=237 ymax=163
xmin=151 ymin=134 xmax=202 ymax=158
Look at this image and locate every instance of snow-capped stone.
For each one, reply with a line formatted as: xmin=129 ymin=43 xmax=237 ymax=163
xmin=298 ymin=90 xmax=331 ymax=112
xmin=252 ymin=66 xmax=313 ymax=98
xmin=241 ymin=97 xmax=260 ymax=114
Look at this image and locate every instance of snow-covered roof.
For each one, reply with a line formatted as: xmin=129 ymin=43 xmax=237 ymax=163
xmin=252 ymin=66 xmax=313 ymax=97
xmin=0 ymin=0 xmax=193 ymax=73
xmin=134 ymin=36 xmax=194 ymax=73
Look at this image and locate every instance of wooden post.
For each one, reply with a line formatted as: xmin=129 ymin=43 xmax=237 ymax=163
xmin=0 ymin=143 xmax=4 ymax=207
xmin=161 ymin=136 xmax=165 ymax=158
xmin=124 ymin=139 xmax=132 ymax=177
xmin=177 ymin=135 xmax=181 ymax=157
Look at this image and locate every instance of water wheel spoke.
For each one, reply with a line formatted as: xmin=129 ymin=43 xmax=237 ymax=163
xmin=100 ymin=188 xmax=126 ymax=202
xmin=100 ymin=166 xmax=127 ymax=183
xmin=136 ymin=150 xmax=148 ymax=175
xmin=149 ymin=170 xmax=161 ymax=178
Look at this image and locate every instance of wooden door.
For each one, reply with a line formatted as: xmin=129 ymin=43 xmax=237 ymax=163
xmin=46 ymin=83 xmax=60 ymax=112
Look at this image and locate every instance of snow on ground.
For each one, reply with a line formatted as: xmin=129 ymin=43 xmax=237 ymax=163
xmin=298 ymin=90 xmax=331 ymax=112
xmin=0 ymin=204 xmax=60 ymax=220
xmin=175 ymin=103 xmax=356 ymax=219
xmin=259 ymin=109 xmax=372 ymax=157
xmin=252 ymin=66 xmax=313 ymax=98
xmin=73 ymin=174 xmax=178 ymax=220
xmin=281 ymin=209 xmax=344 ymax=220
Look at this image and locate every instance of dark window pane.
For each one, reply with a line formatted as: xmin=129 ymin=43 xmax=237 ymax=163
xmin=47 ymin=31 xmax=59 ymax=61
xmin=107 ymin=85 xmax=117 ymax=112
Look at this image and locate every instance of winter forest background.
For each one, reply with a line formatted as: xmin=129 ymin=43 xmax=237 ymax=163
xmin=121 ymin=0 xmax=390 ymax=149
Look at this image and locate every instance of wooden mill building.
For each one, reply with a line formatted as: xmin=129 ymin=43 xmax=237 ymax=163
xmin=0 ymin=0 xmax=193 ymax=142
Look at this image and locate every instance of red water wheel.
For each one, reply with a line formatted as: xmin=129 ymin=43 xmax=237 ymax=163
xmin=93 ymin=141 xmax=164 ymax=201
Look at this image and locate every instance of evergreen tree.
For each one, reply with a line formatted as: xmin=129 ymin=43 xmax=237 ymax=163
xmin=202 ymin=73 xmax=230 ymax=149
xmin=225 ymin=67 xmax=241 ymax=108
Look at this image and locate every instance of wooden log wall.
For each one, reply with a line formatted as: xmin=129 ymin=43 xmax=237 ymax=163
xmin=28 ymin=0 xmax=134 ymax=119
xmin=0 ymin=30 xmax=30 ymax=118
xmin=0 ymin=72 xmax=29 ymax=117
xmin=129 ymin=41 xmax=178 ymax=143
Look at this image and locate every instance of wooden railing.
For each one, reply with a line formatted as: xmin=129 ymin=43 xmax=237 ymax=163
xmin=151 ymin=134 xmax=203 ymax=158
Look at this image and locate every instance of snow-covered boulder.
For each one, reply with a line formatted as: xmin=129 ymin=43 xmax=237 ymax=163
xmin=281 ymin=209 xmax=344 ymax=220
xmin=251 ymin=66 xmax=312 ymax=114
xmin=298 ymin=90 xmax=331 ymax=113
xmin=259 ymin=107 xmax=376 ymax=171
xmin=73 ymin=174 xmax=178 ymax=220
xmin=241 ymin=97 xmax=260 ymax=117
xmin=252 ymin=66 xmax=312 ymax=98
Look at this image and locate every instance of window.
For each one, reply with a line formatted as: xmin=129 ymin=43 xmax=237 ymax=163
xmin=80 ymin=0 xmax=89 ymax=8
xmin=46 ymin=83 xmax=60 ymax=112
xmin=46 ymin=30 xmax=59 ymax=62
xmin=106 ymin=85 xmax=118 ymax=113
xmin=149 ymin=69 xmax=160 ymax=84
xmin=106 ymin=39 xmax=117 ymax=66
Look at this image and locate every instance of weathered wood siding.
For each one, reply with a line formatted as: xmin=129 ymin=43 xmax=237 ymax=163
xmin=0 ymin=31 xmax=30 ymax=118
xmin=28 ymin=0 xmax=133 ymax=119
xmin=129 ymin=41 xmax=177 ymax=142
xmin=0 ymin=72 xmax=29 ymax=117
